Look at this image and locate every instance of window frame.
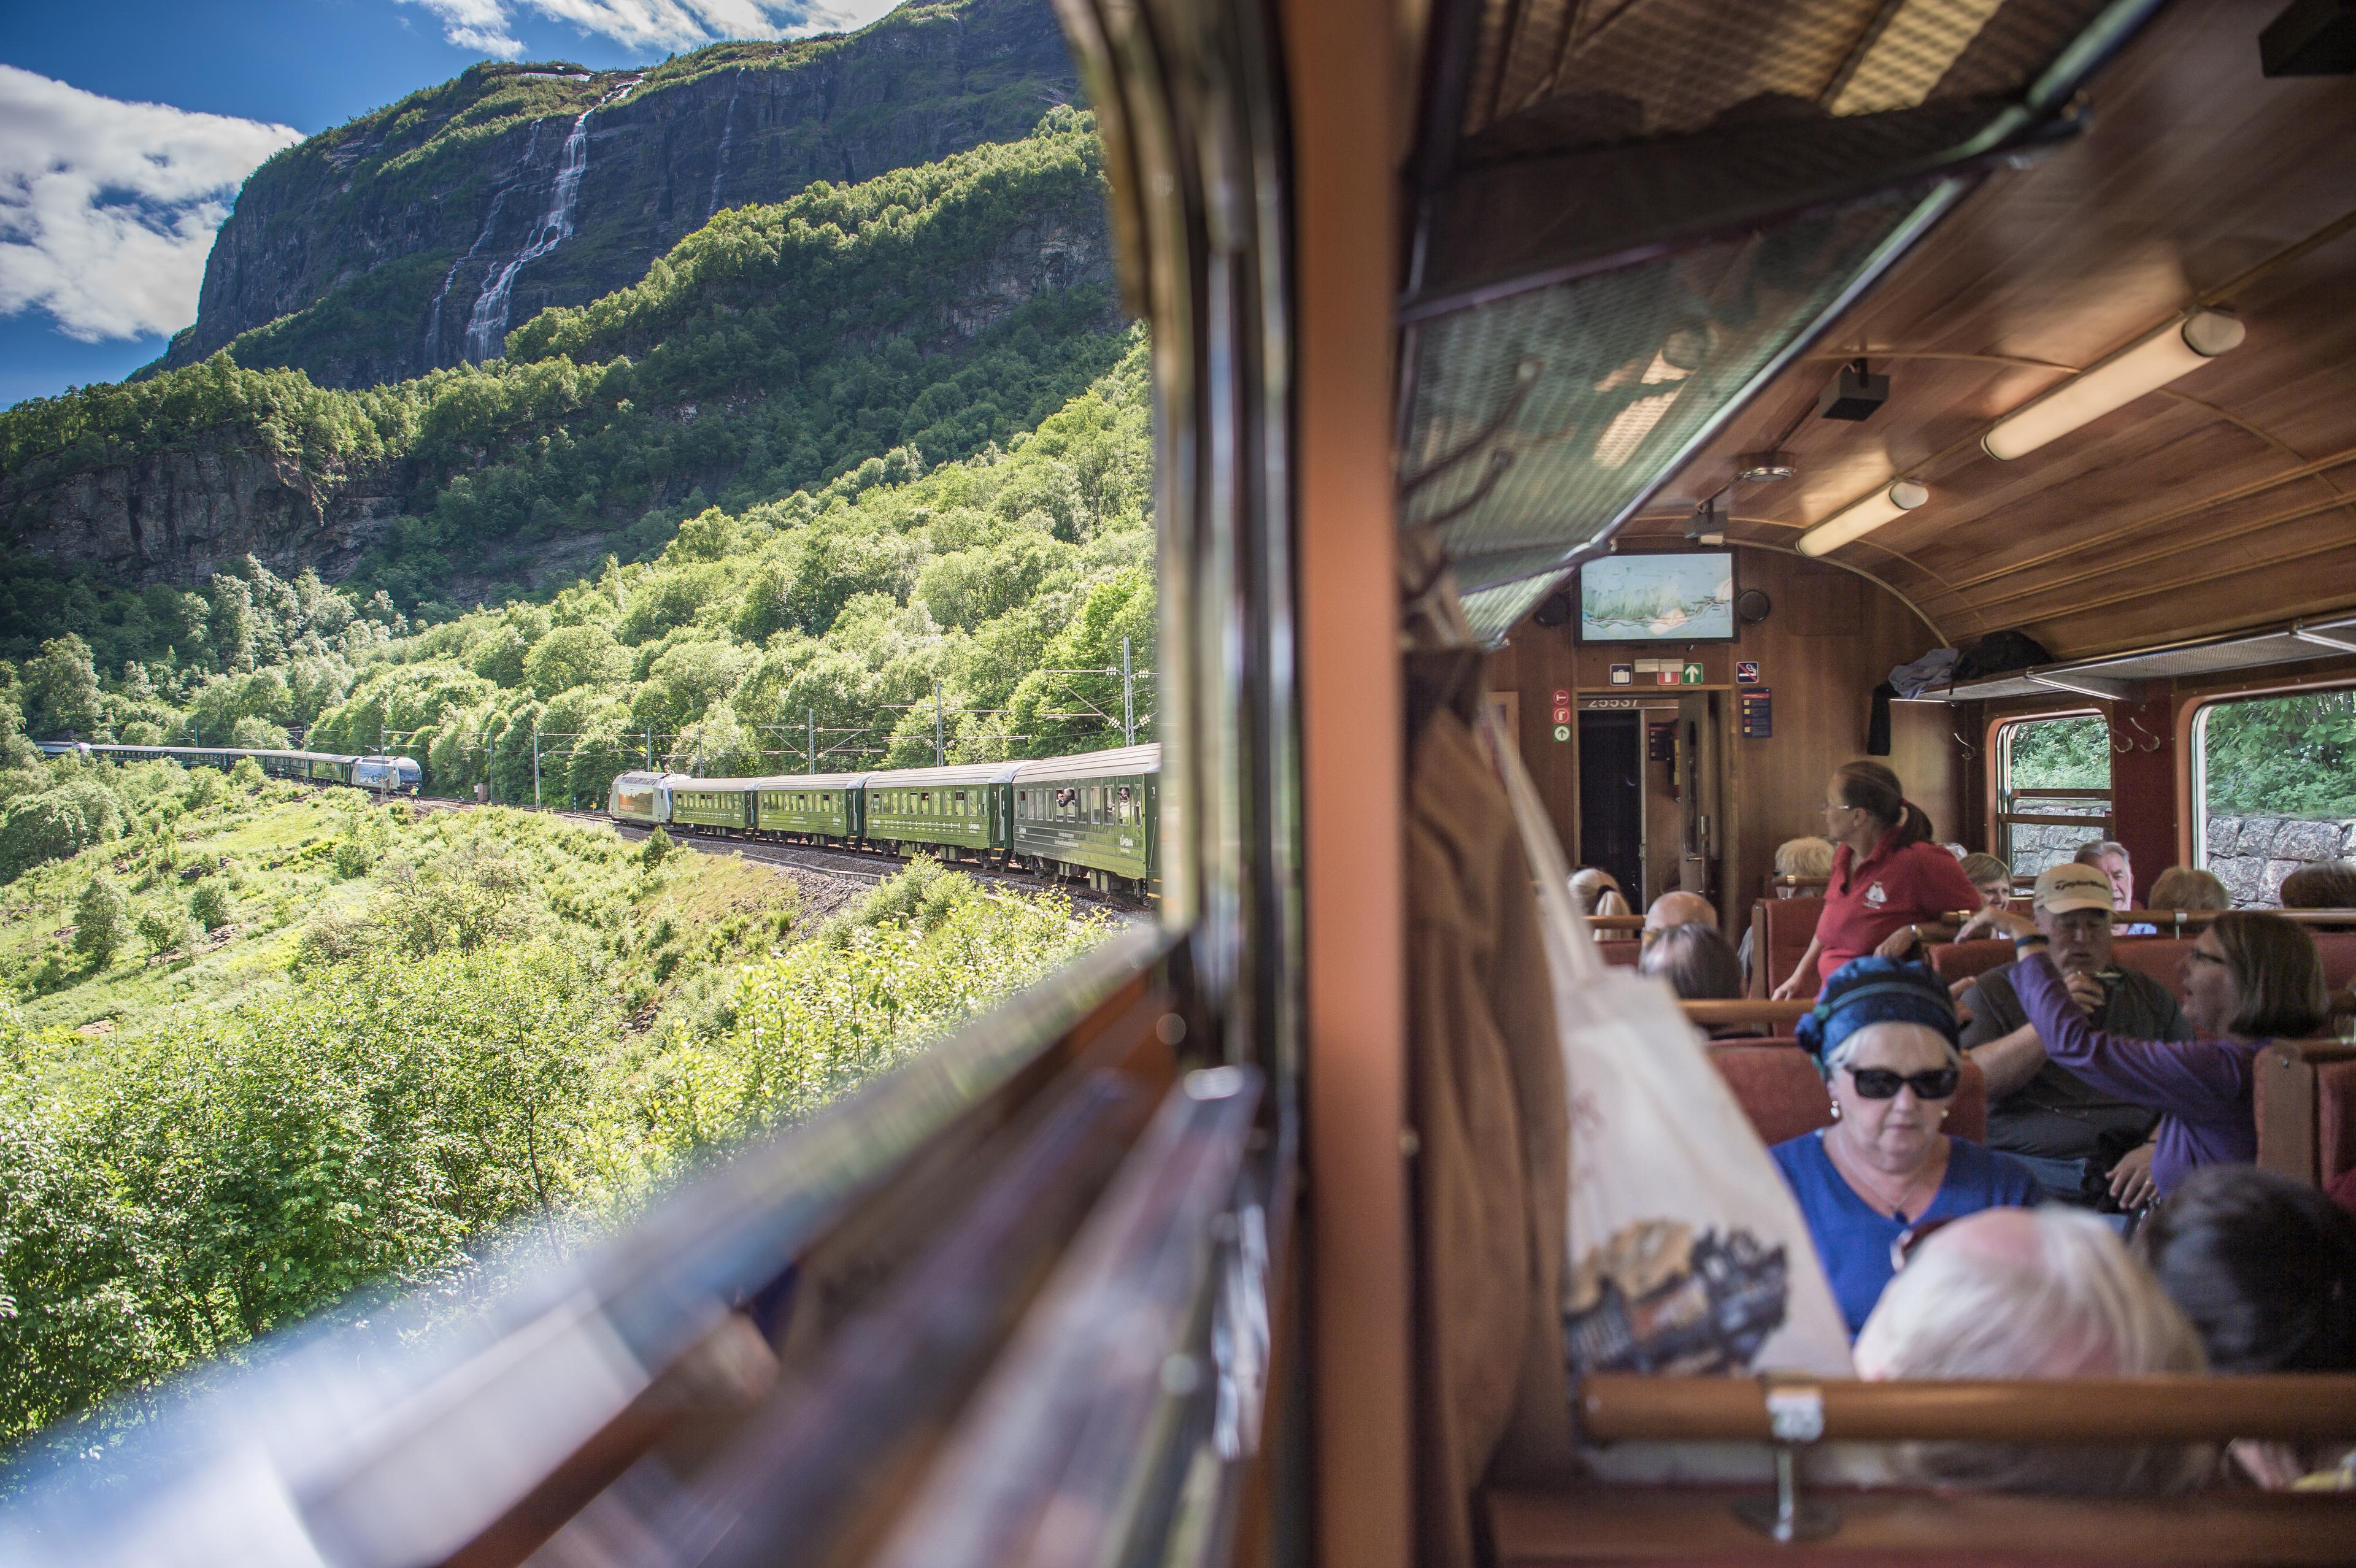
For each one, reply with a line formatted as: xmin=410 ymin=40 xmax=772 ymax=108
xmin=1989 ymin=709 xmax=2115 ymax=880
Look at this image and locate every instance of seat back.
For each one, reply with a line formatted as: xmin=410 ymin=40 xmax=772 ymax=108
xmin=1707 ymin=1045 xmax=1985 ymax=1145
xmin=2108 ymin=936 xmax=2197 ymax=1002
xmin=2311 ymin=931 xmax=2356 ymax=993
xmin=1598 ymin=938 xmax=1641 ymax=968
xmin=1750 ymin=896 xmax=1823 ymax=998
xmin=2255 ymin=1039 xmax=2356 ymax=1192
xmin=1929 ymin=939 xmax=2012 ymax=988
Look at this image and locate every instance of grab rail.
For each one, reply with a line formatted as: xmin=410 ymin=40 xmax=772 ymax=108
xmin=1577 ymin=1374 xmax=2356 ymax=1443
xmin=1682 ymin=999 xmax=1814 ymax=1029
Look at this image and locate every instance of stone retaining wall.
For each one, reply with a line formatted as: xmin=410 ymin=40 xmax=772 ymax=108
xmin=2203 ymin=816 xmax=2356 ymax=908
xmin=2004 ymin=805 xmax=2111 ymax=882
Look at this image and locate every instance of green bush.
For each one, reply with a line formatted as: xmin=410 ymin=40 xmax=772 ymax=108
xmin=189 ymin=880 xmax=232 ymax=932
xmin=135 ymin=904 xmax=183 ymax=961
xmin=71 ymin=876 xmax=130 ymax=968
xmin=0 ymin=779 xmax=123 ymax=882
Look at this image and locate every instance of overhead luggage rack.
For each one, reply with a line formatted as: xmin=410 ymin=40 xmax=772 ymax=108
xmin=1901 ymin=610 xmax=2356 ymax=703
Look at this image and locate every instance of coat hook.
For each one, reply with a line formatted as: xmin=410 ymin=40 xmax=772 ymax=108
xmin=1953 ymin=728 xmax=1978 ymax=761
xmin=2125 ymin=712 xmax=2165 ymax=753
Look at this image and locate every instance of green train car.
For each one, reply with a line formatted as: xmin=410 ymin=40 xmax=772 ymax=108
xmin=1009 ymin=744 xmax=1160 ymax=893
xmin=857 ymin=763 xmax=1017 ymax=859
xmin=666 ymin=777 xmax=755 ymax=832
xmin=749 ymin=773 xmax=866 ymax=843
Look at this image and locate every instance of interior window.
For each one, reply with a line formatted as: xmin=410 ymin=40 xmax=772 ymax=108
xmin=2193 ymin=686 xmax=2356 ymax=907
xmin=1994 ymin=713 xmax=2113 ymax=882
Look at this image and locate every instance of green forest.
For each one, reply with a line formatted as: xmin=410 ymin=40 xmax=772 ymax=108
xmin=0 ymin=755 xmax=1114 ymax=1451
xmin=0 ymin=324 xmax=1152 ymax=890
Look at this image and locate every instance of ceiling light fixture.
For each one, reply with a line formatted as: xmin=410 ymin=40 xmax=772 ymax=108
xmin=1796 ymin=479 xmax=1928 ymax=556
xmin=1982 ymin=309 xmax=2246 ymax=460
xmin=1686 ymin=494 xmax=1726 ymax=545
xmin=1736 ymin=450 xmax=1798 ymax=481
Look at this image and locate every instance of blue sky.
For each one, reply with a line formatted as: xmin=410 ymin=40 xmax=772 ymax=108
xmin=0 ymin=0 xmax=897 ymax=409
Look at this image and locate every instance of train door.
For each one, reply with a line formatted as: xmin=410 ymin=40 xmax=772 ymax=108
xmin=1577 ymin=709 xmax=1643 ymax=902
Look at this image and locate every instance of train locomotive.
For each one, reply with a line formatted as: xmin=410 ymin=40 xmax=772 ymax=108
xmin=607 ymin=742 xmax=1160 ymax=897
xmin=37 ymin=742 xmax=423 ymax=794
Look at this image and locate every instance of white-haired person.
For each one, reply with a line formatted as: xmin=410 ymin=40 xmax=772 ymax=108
xmin=1773 ymin=956 xmax=2041 ymax=1337
xmin=1855 ymin=1205 xmax=2212 ymax=1494
xmin=2077 ymin=838 xmax=2157 ymax=934
xmin=1568 ymin=866 xmax=1630 ymax=919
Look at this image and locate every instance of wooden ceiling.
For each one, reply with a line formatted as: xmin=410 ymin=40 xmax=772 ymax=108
xmin=1623 ymin=0 xmax=2356 ymax=661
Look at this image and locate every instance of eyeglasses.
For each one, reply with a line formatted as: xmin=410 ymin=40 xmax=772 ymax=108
xmin=1889 ymin=1215 xmax=1960 ymax=1273
xmin=1847 ymin=1066 xmax=1960 ymax=1101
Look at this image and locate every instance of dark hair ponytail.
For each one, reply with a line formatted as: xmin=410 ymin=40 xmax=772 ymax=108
xmin=2139 ymin=1166 xmax=2356 ymax=1373
xmin=1835 ymin=760 xmax=1933 ymax=850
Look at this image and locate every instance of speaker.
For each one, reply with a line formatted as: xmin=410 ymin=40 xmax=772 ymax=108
xmin=1736 ymin=589 xmax=1773 ymax=625
xmin=1533 ymin=591 xmax=1573 ymax=628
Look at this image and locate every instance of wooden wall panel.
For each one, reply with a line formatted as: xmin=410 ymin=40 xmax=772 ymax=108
xmin=1490 ymin=547 xmax=1951 ymax=931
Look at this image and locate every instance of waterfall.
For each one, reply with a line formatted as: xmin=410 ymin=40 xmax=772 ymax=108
xmin=463 ymin=77 xmax=642 ymax=363
xmin=705 ymin=75 xmax=744 ymax=222
xmin=427 ymin=121 xmax=542 ymax=361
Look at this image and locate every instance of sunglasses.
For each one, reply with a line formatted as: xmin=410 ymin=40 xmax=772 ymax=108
xmin=1847 ymin=1066 xmax=1959 ymax=1101
xmin=1889 ymin=1215 xmax=1960 ymax=1273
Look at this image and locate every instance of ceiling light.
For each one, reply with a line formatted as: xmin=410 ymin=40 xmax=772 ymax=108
xmin=1796 ymin=479 xmax=1928 ymax=556
xmin=1737 ymin=450 xmax=1797 ymax=481
xmin=1686 ymin=495 xmax=1726 ymax=545
xmin=1982 ymin=310 xmax=2246 ymax=460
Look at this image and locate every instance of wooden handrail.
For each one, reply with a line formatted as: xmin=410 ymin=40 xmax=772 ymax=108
xmin=1584 ymin=914 xmax=1647 ymax=933
xmin=2123 ymin=908 xmax=2356 ymax=929
xmin=1577 ymin=1374 xmax=2356 ymax=1444
xmin=1682 ymin=999 xmax=1814 ymax=1028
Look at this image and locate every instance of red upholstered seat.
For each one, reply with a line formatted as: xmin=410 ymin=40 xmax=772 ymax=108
xmin=1751 ymin=896 xmax=1823 ymax=998
xmin=1598 ymin=938 xmax=1641 ymax=968
xmin=2109 ymin=936 xmax=2197 ymax=1002
xmin=2312 ymin=931 xmax=2356 ymax=993
xmin=1929 ymin=939 xmax=2012 ymax=988
xmin=1707 ymin=1045 xmax=1986 ymax=1146
xmin=2320 ymin=1058 xmax=2356 ymax=1193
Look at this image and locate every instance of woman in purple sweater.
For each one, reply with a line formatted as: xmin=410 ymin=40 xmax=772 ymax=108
xmin=1986 ymin=910 xmax=2330 ymax=1197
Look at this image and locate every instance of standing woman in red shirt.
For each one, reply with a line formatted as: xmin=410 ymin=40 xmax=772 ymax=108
xmin=1773 ymin=761 xmax=1983 ymax=999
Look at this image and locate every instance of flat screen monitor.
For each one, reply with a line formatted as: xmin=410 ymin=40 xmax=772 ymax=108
xmin=1577 ymin=552 xmax=1736 ymax=642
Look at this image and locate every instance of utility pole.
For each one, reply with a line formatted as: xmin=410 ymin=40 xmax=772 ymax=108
xmin=1122 ymin=636 xmax=1134 ymax=747
xmin=934 ymin=679 xmax=945 ymax=767
xmin=645 ymin=729 xmax=653 ymax=769
xmin=532 ymin=723 xmax=542 ymax=809
xmin=807 ymin=707 xmax=816 ymax=773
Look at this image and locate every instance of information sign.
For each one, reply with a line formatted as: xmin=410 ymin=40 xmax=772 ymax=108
xmin=1609 ymin=663 xmax=1634 ymax=686
xmin=1681 ymin=661 xmax=1704 ymax=685
xmin=1740 ymin=688 xmax=1774 ymax=739
xmin=1736 ymin=660 xmax=1761 ymax=684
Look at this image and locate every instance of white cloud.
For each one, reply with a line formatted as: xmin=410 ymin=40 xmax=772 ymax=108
xmin=399 ymin=0 xmax=891 ymax=58
xmin=0 ymin=66 xmax=302 ymax=342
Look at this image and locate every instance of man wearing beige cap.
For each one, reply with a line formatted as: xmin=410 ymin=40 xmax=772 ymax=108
xmin=1954 ymin=864 xmax=2191 ymax=1212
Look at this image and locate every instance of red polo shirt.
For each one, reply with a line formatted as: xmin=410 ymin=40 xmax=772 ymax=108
xmin=1815 ymin=831 xmax=1982 ymax=990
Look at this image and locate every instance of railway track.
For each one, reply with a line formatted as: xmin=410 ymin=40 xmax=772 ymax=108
xmin=408 ymin=796 xmax=1153 ymax=917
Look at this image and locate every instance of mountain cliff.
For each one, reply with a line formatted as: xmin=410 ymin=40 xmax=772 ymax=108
xmin=1 ymin=109 xmax=1122 ymax=639
xmin=158 ymin=0 xmax=1079 ymax=387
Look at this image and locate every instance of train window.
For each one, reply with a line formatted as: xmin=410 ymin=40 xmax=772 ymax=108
xmin=2191 ymin=685 xmax=2356 ymax=907
xmin=1993 ymin=713 xmax=2113 ymax=881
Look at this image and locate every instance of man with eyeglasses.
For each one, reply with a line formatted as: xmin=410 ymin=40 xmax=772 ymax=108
xmin=1640 ymin=890 xmax=1716 ymax=946
xmin=1949 ymin=864 xmax=2190 ymax=1210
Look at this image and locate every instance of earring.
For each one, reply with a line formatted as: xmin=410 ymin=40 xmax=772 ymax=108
xmin=1829 ymin=1102 xmax=1842 ymax=1121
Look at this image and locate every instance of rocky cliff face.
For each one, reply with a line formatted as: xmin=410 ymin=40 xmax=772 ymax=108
xmin=161 ymin=0 xmax=1078 ymax=387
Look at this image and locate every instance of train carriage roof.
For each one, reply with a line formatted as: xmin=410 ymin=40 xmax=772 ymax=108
xmin=730 ymin=772 xmax=876 ymax=791
xmin=857 ymin=761 xmax=1026 ymax=789
xmin=1006 ymin=744 xmax=1163 ymax=784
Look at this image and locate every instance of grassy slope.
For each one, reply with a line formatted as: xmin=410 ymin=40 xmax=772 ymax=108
xmin=0 ymin=759 xmax=1115 ymax=1452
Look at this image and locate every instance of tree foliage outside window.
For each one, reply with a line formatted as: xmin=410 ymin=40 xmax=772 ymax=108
xmin=2200 ymin=689 xmax=2356 ymax=819
xmin=2005 ymin=714 xmax=2111 ymax=791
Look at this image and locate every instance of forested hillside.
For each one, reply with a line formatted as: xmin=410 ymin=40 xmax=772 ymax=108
xmin=0 ymin=108 xmax=1123 ymax=617
xmin=0 ymin=331 xmax=1152 ymax=883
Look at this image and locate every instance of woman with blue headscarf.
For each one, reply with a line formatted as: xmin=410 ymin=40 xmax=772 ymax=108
xmin=1773 ymin=956 xmax=2044 ymax=1336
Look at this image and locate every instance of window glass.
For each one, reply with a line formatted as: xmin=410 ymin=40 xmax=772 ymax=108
xmin=1995 ymin=714 xmax=2112 ymax=882
xmin=2193 ymin=686 xmax=2356 ymax=907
